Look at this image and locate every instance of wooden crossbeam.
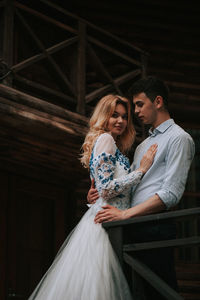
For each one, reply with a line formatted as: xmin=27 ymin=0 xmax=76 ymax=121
xmin=13 ymin=74 xmax=75 ymax=104
xmin=124 ymin=253 xmax=183 ymax=300
xmin=87 ymin=43 xmax=121 ymax=94
xmin=39 ymin=0 xmax=147 ymax=55
xmin=86 ymin=69 xmax=141 ymax=103
xmin=88 ymin=36 xmax=142 ymax=67
xmin=15 ymin=8 xmax=76 ymax=96
xmin=123 ymin=236 xmax=200 ymax=252
xmin=12 ymin=37 xmax=78 ymax=72
xmin=2 ymin=0 xmax=14 ymax=85
xmin=14 ymin=1 xmax=77 ymax=34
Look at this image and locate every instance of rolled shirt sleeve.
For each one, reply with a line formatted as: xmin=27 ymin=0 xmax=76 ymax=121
xmin=156 ymin=133 xmax=195 ymax=209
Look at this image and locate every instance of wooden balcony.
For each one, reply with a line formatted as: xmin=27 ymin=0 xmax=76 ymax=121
xmin=0 ymin=0 xmax=147 ymax=117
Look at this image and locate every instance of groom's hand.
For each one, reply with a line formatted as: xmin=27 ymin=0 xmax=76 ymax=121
xmin=94 ymin=205 xmax=126 ymax=223
xmin=87 ymin=179 xmax=99 ymax=204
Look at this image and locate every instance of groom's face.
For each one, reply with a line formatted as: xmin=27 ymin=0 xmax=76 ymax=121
xmin=133 ymin=92 xmax=157 ymax=125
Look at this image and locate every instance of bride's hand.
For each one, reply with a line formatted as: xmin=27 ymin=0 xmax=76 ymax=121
xmin=137 ymin=144 xmax=158 ymax=174
xmin=87 ymin=179 xmax=99 ymax=204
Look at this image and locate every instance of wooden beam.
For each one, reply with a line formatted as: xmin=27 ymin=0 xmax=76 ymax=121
xmin=141 ymin=53 xmax=148 ymax=78
xmin=88 ymin=36 xmax=142 ymax=67
xmin=12 ymin=37 xmax=78 ymax=73
xmin=14 ymin=1 xmax=77 ymax=34
xmin=124 ymin=236 xmax=200 ymax=252
xmin=168 ymin=104 xmax=200 ymax=120
xmin=0 ymin=124 xmax=83 ymax=161
xmin=0 ymin=84 xmax=88 ymax=126
xmin=76 ymin=21 xmax=86 ymax=114
xmin=87 ymin=43 xmax=121 ymax=94
xmin=13 ymin=74 xmax=75 ymax=104
xmin=0 ymin=93 xmax=89 ymax=183
xmin=0 ymin=96 xmax=87 ymax=137
xmin=166 ymin=80 xmax=200 ymax=91
xmin=148 ymin=68 xmax=200 ymax=86
xmin=39 ymin=0 xmax=148 ymax=55
xmin=0 ymin=140 xmax=86 ymax=185
xmin=15 ymin=8 xmax=76 ymax=96
xmin=170 ymin=92 xmax=200 ymax=104
xmin=108 ymin=15 xmax=200 ymax=37
xmin=2 ymin=0 xmax=14 ymax=86
xmin=124 ymin=254 xmax=183 ymax=300
xmin=146 ymin=45 xmax=200 ymax=59
xmin=86 ymin=69 xmax=141 ymax=103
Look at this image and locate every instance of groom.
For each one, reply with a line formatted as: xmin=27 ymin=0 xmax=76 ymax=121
xmin=88 ymin=76 xmax=195 ymax=299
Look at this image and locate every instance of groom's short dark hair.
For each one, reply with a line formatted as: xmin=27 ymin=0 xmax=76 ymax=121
xmin=129 ymin=76 xmax=169 ymax=109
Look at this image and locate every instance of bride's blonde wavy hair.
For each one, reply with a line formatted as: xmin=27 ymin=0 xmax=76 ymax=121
xmin=80 ymin=94 xmax=135 ymax=169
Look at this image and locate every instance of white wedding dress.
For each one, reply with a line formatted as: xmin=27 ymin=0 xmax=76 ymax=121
xmin=28 ymin=133 xmax=143 ymax=300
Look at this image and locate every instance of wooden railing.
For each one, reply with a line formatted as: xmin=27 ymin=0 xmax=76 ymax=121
xmin=0 ymin=0 xmax=148 ymax=115
xmin=103 ymin=207 xmax=200 ymax=300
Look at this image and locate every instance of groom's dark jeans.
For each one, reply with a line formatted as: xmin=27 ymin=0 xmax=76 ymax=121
xmin=125 ymin=220 xmax=178 ymax=300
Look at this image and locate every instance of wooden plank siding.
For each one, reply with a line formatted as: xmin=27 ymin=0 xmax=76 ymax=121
xmin=0 ymin=83 xmax=88 ymax=185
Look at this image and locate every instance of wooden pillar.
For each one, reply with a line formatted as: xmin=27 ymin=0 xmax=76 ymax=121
xmin=3 ymin=0 xmax=14 ymax=86
xmin=76 ymin=21 xmax=86 ymax=115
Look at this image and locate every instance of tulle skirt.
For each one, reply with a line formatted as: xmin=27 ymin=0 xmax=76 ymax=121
xmin=28 ymin=200 xmax=132 ymax=300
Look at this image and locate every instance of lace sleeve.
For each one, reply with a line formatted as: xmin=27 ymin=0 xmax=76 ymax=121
xmin=94 ymin=153 xmax=143 ymax=201
xmin=92 ymin=133 xmax=143 ymax=201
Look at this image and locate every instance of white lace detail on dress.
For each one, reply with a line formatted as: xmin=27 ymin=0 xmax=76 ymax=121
xmin=90 ymin=133 xmax=143 ymax=209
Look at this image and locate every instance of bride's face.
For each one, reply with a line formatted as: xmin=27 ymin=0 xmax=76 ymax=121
xmin=107 ymin=104 xmax=128 ymax=140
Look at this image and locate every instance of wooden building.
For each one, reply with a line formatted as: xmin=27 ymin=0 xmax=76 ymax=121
xmin=0 ymin=0 xmax=199 ymax=299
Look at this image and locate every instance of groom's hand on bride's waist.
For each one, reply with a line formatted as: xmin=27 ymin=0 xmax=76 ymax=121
xmin=94 ymin=205 xmax=126 ymax=223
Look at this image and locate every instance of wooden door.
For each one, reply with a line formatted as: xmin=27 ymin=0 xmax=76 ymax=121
xmin=3 ymin=174 xmax=72 ymax=300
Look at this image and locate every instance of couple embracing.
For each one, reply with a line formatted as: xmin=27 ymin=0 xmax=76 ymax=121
xmin=29 ymin=77 xmax=195 ymax=300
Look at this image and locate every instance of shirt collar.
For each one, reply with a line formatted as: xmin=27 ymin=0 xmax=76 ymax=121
xmin=149 ymin=119 xmax=174 ymax=136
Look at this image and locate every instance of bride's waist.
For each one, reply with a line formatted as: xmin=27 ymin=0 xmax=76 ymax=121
xmin=89 ymin=196 xmax=130 ymax=211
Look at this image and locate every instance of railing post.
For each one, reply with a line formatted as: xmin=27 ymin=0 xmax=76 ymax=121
xmin=2 ymin=0 xmax=14 ymax=86
xmin=106 ymin=225 xmax=124 ymax=266
xmin=76 ymin=20 xmax=86 ymax=115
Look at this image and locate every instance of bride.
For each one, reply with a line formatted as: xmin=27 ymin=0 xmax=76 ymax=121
xmin=28 ymin=94 xmax=157 ymax=300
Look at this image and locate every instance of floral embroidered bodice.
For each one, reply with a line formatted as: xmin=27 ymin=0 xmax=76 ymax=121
xmin=89 ymin=133 xmax=143 ymax=212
